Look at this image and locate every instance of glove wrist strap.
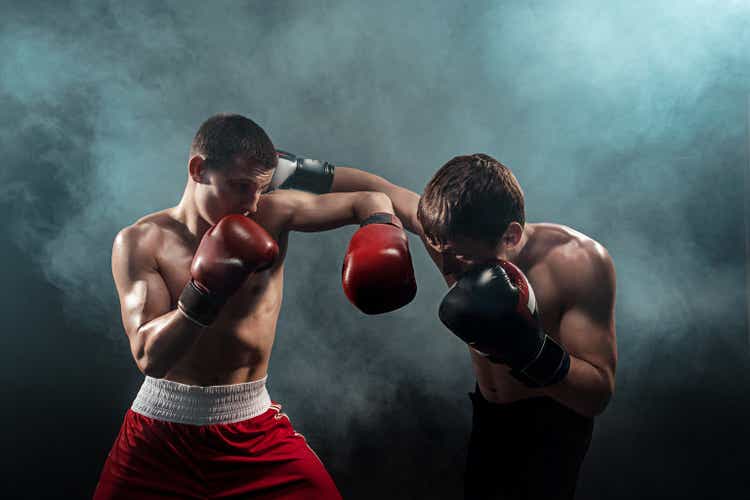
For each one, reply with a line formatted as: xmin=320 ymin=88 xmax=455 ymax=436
xmin=360 ymin=212 xmax=403 ymax=229
xmin=177 ymin=280 xmax=225 ymax=327
xmin=510 ymin=334 xmax=571 ymax=387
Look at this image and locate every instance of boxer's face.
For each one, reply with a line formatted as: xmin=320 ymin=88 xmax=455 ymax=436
xmin=426 ymin=221 xmax=525 ymax=277
xmin=194 ymin=155 xmax=274 ymax=225
xmin=428 ymin=236 xmax=501 ymax=278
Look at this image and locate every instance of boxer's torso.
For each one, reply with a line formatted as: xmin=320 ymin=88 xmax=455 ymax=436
xmin=444 ymin=223 xmax=599 ymax=404
xmin=129 ymin=193 xmax=294 ymax=386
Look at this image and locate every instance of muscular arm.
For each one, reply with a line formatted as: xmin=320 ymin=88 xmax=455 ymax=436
xmin=112 ymin=225 xmax=204 ymax=378
xmin=331 ymin=166 xmax=447 ymax=272
xmin=541 ymin=244 xmax=617 ymax=417
xmin=332 ymin=166 xmax=422 ymax=234
xmin=268 ymin=189 xmax=396 ymax=233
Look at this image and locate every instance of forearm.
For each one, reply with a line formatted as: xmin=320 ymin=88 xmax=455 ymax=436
xmin=540 ymin=355 xmax=614 ymax=417
xmin=131 ymin=309 xmax=205 ymax=378
xmin=333 ymin=166 xmax=421 ymax=234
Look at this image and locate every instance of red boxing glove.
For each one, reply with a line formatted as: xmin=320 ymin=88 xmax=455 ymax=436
xmin=342 ymin=213 xmax=417 ymax=314
xmin=178 ymin=215 xmax=279 ymax=326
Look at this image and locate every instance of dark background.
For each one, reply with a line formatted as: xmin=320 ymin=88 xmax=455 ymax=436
xmin=1 ymin=1 xmax=748 ymax=498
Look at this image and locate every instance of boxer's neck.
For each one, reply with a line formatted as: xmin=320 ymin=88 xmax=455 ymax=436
xmin=505 ymin=224 xmax=534 ymax=268
xmin=173 ymin=180 xmax=212 ymax=239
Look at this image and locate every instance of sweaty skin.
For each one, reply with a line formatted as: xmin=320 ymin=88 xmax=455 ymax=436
xmin=331 ymin=167 xmax=617 ymax=417
xmin=112 ymin=159 xmax=394 ymax=386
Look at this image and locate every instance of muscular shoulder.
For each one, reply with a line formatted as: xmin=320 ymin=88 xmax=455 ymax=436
xmin=113 ymin=211 xmax=175 ymax=270
xmin=257 ymin=190 xmax=299 ymax=213
xmin=255 ymin=191 xmax=301 ymax=234
xmin=541 ymin=225 xmax=615 ymax=306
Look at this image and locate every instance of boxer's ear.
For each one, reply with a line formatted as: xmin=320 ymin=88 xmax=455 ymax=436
xmin=188 ymin=155 xmax=207 ymax=184
xmin=502 ymin=222 xmax=524 ymax=247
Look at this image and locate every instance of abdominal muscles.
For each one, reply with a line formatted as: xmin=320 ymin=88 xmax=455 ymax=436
xmin=166 ymin=270 xmax=285 ymax=386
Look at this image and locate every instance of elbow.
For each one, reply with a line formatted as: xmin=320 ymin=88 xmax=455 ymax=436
xmin=131 ymin=332 xmax=168 ymax=379
xmin=137 ymin=357 xmax=168 ymax=379
xmin=573 ymin=394 xmax=610 ymax=418
xmin=587 ymin=393 xmax=612 ymax=417
xmin=567 ymin=377 xmax=613 ymax=418
xmin=588 ymin=379 xmax=615 ymax=417
xmin=585 ymin=367 xmax=615 ymax=417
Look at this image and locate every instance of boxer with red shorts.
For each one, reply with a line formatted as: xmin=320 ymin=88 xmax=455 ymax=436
xmin=95 ymin=114 xmax=416 ymax=498
xmin=95 ymin=377 xmax=340 ymax=499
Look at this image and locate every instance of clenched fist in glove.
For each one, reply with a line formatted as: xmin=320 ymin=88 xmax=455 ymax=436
xmin=439 ymin=260 xmax=570 ymax=387
xmin=342 ymin=213 xmax=417 ymax=315
xmin=178 ymin=214 xmax=279 ymax=326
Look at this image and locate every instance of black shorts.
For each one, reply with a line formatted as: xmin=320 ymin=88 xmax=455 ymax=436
xmin=465 ymin=385 xmax=594 ymax=500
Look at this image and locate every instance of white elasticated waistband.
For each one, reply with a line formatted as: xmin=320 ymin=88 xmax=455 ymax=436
xmin=131 ymin=375 xmax=272 ymax=425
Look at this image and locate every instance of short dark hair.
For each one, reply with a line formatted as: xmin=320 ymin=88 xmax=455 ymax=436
xmin=190 ymin=113 xmax=277 ymax=170
xmin=417 ymin=154 xmax=525 ymax=247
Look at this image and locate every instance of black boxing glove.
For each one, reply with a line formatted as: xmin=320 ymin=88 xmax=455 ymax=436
xmin=438 ymin=260 xmax=570 ymax=387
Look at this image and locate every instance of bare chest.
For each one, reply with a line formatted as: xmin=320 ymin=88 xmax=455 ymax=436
xmin=154 ymin=229 xmax=287 ymax=365
xmin=154 ymin=219 xmax=289 ymax=311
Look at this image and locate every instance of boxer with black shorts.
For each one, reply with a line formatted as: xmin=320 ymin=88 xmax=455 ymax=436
xmin=94 ymin=113 xmax=417 ymax=499
xmin=331 ymin=154 xmax=617 ymax=499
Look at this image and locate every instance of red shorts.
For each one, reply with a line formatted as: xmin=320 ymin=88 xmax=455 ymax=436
xmin=94 ymin=376 xmax=341 ymax=499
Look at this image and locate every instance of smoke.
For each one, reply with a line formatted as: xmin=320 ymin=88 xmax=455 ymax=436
xmin=1 ymin=1 xmax=749 ymax=496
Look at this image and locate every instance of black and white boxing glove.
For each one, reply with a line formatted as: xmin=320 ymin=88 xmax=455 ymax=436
xmin=266 ymin=150 xmax=335 ymax=194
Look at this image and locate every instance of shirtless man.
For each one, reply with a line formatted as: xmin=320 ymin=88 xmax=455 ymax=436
xmin=330 ymin=153 xmax=617 ymax=499
xmin=94 ymin=113 xmax=416 ymax=499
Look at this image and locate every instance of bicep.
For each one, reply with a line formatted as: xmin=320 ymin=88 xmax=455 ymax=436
xmin=559 ymin=306 xmax=616 ymax=378
xmin=558 ymin=252 xmax=617 ymax=377
xmin=112 ymin=230 xmax=172 ymax=338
